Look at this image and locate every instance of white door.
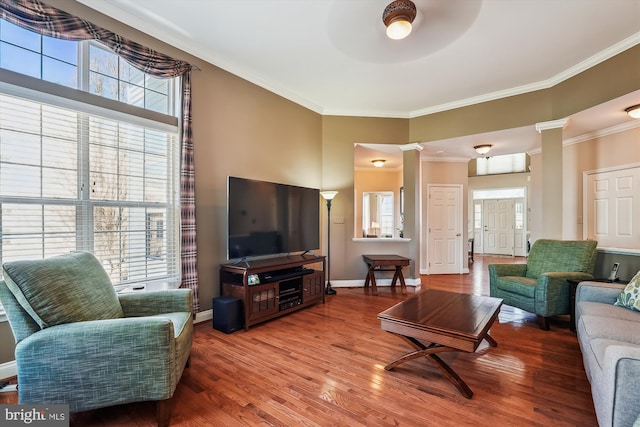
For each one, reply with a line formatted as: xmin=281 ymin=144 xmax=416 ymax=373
xmin=585 ymin=166 xmax=640 ymax=247
xmin=483 ymin=199 xmax=514 ymax=256
xmin=427 ymin=185 xmax=463 ymax=274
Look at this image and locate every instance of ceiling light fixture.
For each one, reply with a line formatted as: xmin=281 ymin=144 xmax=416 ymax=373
xmin=625 ymin=104 xmax=640 ymax=119
xmin=382 ymin=0 xmax=417 ymax=40
xmin=372 ymin=159 xmax=386 ymax=167
xmin=474 ymin=144 xmax=492 ymax=156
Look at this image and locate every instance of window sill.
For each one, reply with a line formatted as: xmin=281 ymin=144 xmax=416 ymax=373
xmin=352 ymin=237 xmax=411 ymax=243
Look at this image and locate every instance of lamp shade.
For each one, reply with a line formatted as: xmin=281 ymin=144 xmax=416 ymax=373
xmin=474 ymin=144 xmax=492 ymax=156
xmin=320 ymin=191 xmax=338 ymax=201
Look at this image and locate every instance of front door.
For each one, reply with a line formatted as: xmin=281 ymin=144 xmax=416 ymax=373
xmin=483 ymin=199 xmax=514 ymax=256
xmin=427 ymin=185 xmax=463 ymax=274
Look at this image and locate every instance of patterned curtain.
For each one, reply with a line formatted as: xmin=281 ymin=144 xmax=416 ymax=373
xmin=0 ymin=0 xmax=200 ymax=311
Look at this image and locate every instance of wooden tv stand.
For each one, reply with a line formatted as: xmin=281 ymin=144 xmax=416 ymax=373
xmin=220 ymin=254 xmax=326 ymax=331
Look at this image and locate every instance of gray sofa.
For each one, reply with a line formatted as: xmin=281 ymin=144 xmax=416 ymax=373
xmin=575 ymin=281 xmax=640 ymax=427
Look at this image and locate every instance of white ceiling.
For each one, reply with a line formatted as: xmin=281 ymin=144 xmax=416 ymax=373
xmin=79 ymin=0 xmax=640 ymax=164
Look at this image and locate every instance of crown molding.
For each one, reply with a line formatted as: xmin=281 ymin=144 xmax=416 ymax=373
xmin=564 ymin=120 xmax=640 ymax=146
xmin=399 ymin=143 xmax=423 ymax=151
xmin=421 ymin=155 xmax=470 ymax=163
xmin=536 ymin=118 xmax=569 ymax=133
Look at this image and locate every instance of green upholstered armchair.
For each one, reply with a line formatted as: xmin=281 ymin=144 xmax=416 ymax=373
xmin=489 ymin=239 xmax=597 ymax=330
xmin=0 ymin=252 xmax=193 ymax=427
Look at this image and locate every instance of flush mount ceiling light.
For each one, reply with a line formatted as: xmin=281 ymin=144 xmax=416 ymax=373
xmin=371 ymin=159 xmax=386 ymax=167
xmin=474 ymin=144 xmax=492 ymax=156
xmin=382 ymin=0 xmax=417 ymax=40
xmin=625 ymin=104 xmax=640 ymax=119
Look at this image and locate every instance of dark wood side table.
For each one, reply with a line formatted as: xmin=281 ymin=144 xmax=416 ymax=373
xmin=362 ymin=254 xmax=410 ymax=296
xmin=568 ymin=278 xmax=628 ymax=332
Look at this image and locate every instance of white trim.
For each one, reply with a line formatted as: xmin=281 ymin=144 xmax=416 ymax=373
xmin=326 ymin=277 xmax=422 ymax=288
xmin=565 ymin=121 xmax=640 ymax=146
xmin=399 ymin=143 xmax=424 ymax=152
xmin=0 ymin=361 xmax=17 ymax=380
xmin=352 ymin=237 xmax=410 ymax=243
xmin=194 ymin=309 xmax=212 ymax=324
xmin=535 ymin=118 xmax=569 ymax=133
xmin=597 ymin=247 xmax=640 ymax=256
xmin=421 ymin=155 xmax=470 ymax=163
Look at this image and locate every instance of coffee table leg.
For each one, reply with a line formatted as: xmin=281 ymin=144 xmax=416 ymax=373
xmin=484 ymin=333 xmax=497 ymax=347
xmin=384 ymin=335 xmax=474 ymax=399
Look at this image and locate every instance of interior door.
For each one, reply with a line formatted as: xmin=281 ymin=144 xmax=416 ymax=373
xmin=585 ymin=166 xmax=640 ymax=247
xmin=427 ymin=185 xmax=463 ymax=274
xmin=483 ymin=199 xmax=514 ymax=256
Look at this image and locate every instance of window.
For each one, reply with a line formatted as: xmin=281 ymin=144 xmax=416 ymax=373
xmin=0 ymin=18 xmax=180 ymax=293
xmin=476 ymin=153 xmax=527 ymax=175
xmin=474 ymin=203 xmax=482 ymax=229
xmin=362 ymin=192 xmax=394 ymax=237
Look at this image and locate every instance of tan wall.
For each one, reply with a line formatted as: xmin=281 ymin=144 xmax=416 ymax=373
xmin=563 ymin=127 xmax=640 ymax=240
xmin=320 ymin=116 xmax=410 ymax=282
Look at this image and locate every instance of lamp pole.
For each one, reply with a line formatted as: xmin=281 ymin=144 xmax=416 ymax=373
xmin=320 ymin=191 xmax=338 ymax=295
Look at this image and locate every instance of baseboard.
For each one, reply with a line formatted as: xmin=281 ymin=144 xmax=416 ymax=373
xmin=328 ymin=278 xmax=422 ymax=288
xmin=0 ymin=360 xmax=16 ymax=380
xmin=194 ymin=309 xmax=212 ymax=324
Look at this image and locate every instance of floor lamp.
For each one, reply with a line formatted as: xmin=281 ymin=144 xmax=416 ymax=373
xmin=320 ymin=191 xmax=338 ymax=295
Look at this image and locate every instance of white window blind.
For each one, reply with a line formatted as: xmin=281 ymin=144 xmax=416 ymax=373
xmin=0 ymin=89 xmax=180 ymax=291
xmin=476 ymin=153 xmax=527 ymax=175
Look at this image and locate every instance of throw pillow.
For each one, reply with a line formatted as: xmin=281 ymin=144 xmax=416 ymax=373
xmin=614 ymin=270 xmax=640 ymax=312
xmin=3 ymin=251 xmax=124 ymax=328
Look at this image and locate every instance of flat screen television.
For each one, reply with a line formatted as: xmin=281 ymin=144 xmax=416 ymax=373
xmin=227 ymin=176 xmax=320 ymax=260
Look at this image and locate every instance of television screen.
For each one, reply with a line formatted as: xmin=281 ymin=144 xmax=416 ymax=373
xmin=227 ymin=176 xmax=320 ymax=259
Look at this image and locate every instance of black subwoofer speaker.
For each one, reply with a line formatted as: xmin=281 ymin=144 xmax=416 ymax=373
xmin=212 ymin=296 xmax=244 ymax=334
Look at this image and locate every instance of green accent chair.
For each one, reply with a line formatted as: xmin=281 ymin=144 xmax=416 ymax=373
xmin=489 ymin=239 xmax=597 ymax=330
xmin=0 ymin=251 xmax=193 ymax=427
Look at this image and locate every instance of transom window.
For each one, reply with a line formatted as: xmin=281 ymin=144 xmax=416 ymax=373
xmin=0 ymin=18 xmax=174 ymax=115
xmin=476 ymin=153 xmax=527 ymax=176
xmin=0 ymin=18 xmax=180 ymax=292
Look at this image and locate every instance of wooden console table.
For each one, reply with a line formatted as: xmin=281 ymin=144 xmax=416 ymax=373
xmin=362 ymin=254 xmax=410 ymax=296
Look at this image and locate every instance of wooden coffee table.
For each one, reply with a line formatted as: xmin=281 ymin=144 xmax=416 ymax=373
xmin=378 ymin=289 xmax=503 ymax=398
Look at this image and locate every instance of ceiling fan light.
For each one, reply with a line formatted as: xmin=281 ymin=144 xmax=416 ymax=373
xmin=386 ymin=19 xmax=412 ymax=40
xmin=382 ymin=0 xmax=417 ymax=40
xmin=625 ymin=104 xmax=640 ymax=119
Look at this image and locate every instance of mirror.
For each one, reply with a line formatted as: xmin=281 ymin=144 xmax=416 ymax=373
xmin=354 ymin=143 xmax=403 ymax=238
xmin=363 ymin=192 xmax=394 ymax=238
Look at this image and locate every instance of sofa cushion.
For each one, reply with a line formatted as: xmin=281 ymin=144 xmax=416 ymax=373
xmin=614 ymin=270 xmax=640 ymax=312
xmin=496 ymin=276 xmax=537 ymax=298
xmin=3 ymin=252 xmax=123 ymax=328
xmin=577 ymin=301 xmax=640 ymax=323
xmin=579 ymin=315 xmax=640 ymax=346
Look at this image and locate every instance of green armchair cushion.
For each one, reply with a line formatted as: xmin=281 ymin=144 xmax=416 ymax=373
xmin=3 ymin=251 xmax=123 ymax=328
xmin=525 ymin=239 xmax=598 ymax=279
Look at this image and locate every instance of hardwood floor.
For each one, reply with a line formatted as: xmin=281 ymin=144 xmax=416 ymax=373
xmin=1 ymin=255 xmax=598 ymax=426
